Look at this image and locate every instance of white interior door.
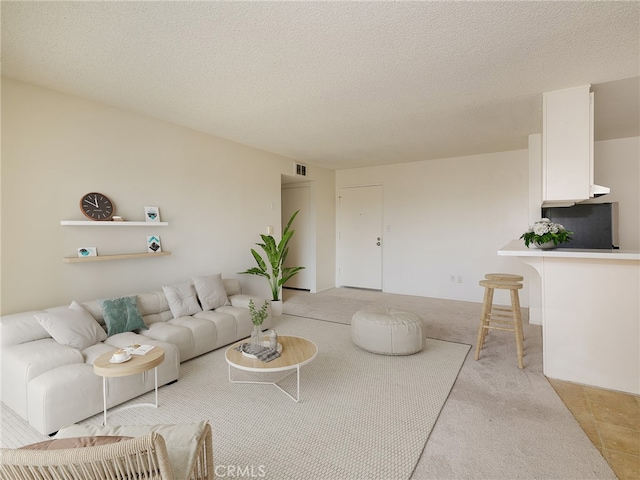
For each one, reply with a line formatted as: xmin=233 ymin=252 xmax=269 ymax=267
xmin=281 ymin=185 xmax=312 ymax=291
xmin=338 ymin=185 xmax=382 ymax=289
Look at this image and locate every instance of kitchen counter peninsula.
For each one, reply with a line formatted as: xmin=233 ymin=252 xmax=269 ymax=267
xmin=498 ymin=240 xmax=640 ymax=261
xmin=498 ymin=240 xmax=640 ymax=395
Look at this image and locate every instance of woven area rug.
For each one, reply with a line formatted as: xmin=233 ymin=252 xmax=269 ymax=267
xmin=78 ymin=315 xmax=468 ymax=480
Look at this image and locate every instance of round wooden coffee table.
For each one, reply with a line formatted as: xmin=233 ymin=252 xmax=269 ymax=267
xmin=94 ymin=347 xmax=165 ymax=425
xmin=225 ymin=335 xmax=317 ymax=402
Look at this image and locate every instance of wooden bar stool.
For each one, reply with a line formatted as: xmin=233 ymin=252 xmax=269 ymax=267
xmin=485 ymin=273 xmax=523 ymax=282
xmin=475 ymin=279 xmax=525 ymax=369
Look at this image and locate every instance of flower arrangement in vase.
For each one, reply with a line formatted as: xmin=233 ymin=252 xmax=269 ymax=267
xmin=520 ymin=218 xmax=573 ymax=248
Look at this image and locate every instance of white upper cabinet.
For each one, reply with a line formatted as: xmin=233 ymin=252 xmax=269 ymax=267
xmin=542 ymin=85 xmax=596 ymax=203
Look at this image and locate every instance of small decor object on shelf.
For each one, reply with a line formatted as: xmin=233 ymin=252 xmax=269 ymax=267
xmin=77 ymin=247 xmax=97 ymax=258
xmin=520 ymin=218 xmax=573 ymax=248
xmin=80 ymin=192 xmax=114 ymax=221
xmin=249 ymin=299 xmax=269 ymax=351
xmin=147 ymin=235 xmax=162 ymax=253
xmin=144 ymin=206 xmax=160 ymax=223
xmin=112 ymin=216 xmax=124 ymax=222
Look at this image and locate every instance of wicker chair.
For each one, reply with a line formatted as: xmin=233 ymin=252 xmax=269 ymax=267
xmin=0 ymin=422 xmax=213 ymax=480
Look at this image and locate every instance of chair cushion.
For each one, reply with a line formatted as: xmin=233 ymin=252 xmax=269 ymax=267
xmin=54 ymin=421 xmax=208 ymax=480
xmin=20 ymin=436 xmax=133 ymax=450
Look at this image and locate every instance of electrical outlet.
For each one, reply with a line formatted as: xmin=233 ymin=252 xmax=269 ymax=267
xmin=457 ymin=275 xmax=463 ymax=283
xmin=450 ymin=275 xmax=456 ymax=283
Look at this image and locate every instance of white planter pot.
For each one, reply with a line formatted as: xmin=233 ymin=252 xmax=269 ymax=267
xmin=270 ymin=300 xmax=283 ymax=316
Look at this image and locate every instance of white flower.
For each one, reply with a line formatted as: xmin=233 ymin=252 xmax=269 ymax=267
xmin=533 ymin=223 xmax=550 ymax=235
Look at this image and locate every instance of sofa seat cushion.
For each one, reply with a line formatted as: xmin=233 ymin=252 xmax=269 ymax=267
xmin=214 ymin=305 xmax=253 ymax=338
xmin=27 ymin=363 xmax=103 ymax=435
xmin=103 ymin=331 xmax=160 ymax=349
xmin=3 ymin=338 xmax=84 ymax=379
xmin=82 ymin=342 xmax=118 ymax=365
xmin=228 ymin=294 xmax=261 ymax=309
xmin=54 ymin=421 xmax=210 ymax=480
xmin=139 ymin=322 xmax=195 ymax=361
xmin=193 ymin=310 xmax=238 ymax=346
xmin=1 ymin=339 xmax=84 ymax=418
xmin=168 ymin=317 xmax=218 ymax=359
xmin=226 ymin=295 xmax=272 ymax=330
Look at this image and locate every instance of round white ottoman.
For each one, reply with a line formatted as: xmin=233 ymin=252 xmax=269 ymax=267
xmin=351 ymin=306 xmax=425 ymax=355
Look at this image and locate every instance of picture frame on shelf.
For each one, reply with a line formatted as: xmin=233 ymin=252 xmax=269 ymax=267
xmin=147 ymin=235 xmax=162 ymax=253
xmin=77 ymin=247 xmax=97 ymax=258
xmin=144 ymin=206 xmax=160 ymax=223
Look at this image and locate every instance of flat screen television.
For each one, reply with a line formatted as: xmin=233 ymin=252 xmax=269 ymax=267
xmin=541 ymin=202 xmax=619 ymax=249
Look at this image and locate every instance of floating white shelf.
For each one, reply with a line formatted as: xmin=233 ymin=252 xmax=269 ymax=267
xmin=63 ymin=252 xmax=172 ymax=263
xmin=61 ymin=221 xmax=169 ymax=226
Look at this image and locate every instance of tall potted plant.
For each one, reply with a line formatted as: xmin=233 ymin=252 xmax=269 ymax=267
xmin=239 ymin=210 xmax=305 ymax=315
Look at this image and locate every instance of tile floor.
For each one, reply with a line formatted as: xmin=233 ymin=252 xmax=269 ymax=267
xmin=547 ymin=378 xmax=640 ymax=480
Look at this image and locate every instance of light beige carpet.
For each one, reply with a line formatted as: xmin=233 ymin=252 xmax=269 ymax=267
xmin=1 ymin=314 xmax=469 ymax=480
xmin=283 ymin=288 xmax=615 ymax=479
xmin=1 ymin=288 xmax=615 ymax=479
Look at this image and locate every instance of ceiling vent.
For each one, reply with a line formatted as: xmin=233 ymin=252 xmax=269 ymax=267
xmin=294 ymin=162 xmax=307 ymax=177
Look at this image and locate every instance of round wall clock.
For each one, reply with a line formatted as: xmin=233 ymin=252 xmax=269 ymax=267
xmin=80 ymin=192 xmax=114 ymax=221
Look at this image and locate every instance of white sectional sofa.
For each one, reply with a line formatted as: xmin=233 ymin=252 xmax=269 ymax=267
xmin=0 ymin=277 xmax=271 ymax=435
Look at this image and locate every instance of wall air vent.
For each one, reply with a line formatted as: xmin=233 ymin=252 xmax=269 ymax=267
xmin=294 ymin=162 xmax=307 ymax=177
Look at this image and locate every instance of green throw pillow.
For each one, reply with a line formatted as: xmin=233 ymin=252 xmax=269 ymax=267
xmin=100 ymin=296 xmax=148 ymax=337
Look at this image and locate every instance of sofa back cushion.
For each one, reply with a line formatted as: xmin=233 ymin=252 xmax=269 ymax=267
xmin=83 ymin=291 xmax=172 ymax=326
xmin=0 ymin=311 xmax=50 ymax=347
xmin=223 ymin=278 xmax=242 ymax=296
xmin=0 ymin=277 xmax=243 ymax=347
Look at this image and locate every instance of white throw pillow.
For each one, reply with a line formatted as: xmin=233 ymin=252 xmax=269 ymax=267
xmin=192 ymin=273 xmax=230 ymax=311
xmin=35 ymin=301 xmax=107 ymax=351
xmin=162 ymin=283 xmax=203 ymax=319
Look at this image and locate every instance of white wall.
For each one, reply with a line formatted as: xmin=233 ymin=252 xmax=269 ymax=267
xmin=337 ymin=150 xmax=531 ymax=305
xmin=4 ymin=78 xmax=633 ymax=315
xmin=0 ymin=78 xmax=335 ymax=314
xmin=593 ymin=136 xmax=640 ymax=250
xmin=336 ymin=136 xmax=640 ymax=308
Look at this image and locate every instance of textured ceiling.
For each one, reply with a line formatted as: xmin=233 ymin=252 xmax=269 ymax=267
xmin=2 ymin=1 xmax=639 ymax=170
